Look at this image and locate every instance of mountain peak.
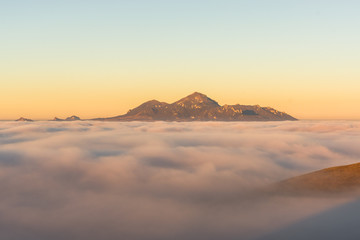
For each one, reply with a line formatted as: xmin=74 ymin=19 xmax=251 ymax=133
xmin=174 ymin=92 xmax=220 ymax=107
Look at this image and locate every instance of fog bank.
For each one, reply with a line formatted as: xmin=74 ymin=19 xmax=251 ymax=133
xmin=0 ymin=120 xmax=359 ymax=239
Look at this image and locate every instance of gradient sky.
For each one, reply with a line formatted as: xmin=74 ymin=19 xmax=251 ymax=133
xmin=1 ymin=0 xmax=360 ymax=120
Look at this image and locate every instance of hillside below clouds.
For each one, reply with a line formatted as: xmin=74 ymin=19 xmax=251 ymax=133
xmin=97 ymin=92 xmax=297 ymax=121
xmin=274 ymin=162 xmax=360 ymax=195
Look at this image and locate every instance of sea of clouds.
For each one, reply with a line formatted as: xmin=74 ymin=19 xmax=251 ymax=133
xmin=0 ymin=120 xmax=360 ymax=240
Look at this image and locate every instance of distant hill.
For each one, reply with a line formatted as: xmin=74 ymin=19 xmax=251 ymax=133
xmin=52 ymin=116 xmax=81 ymax=121
xmin=95 ymin=92 xmax=297 ymax=121
xmin=65 ymin=115 xmax=81 ymax=121
xmin=274 ymin=162 xmax=360 ymax=194
xmin=15 ymin=117 xmax=33 ymax=122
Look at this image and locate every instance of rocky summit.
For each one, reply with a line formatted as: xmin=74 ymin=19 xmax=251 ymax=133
xmin=96 ymin=92 xmax=297 ymax=121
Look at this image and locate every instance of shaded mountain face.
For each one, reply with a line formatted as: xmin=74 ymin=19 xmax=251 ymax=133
xmin=273 ymin=162 xmax=360 ymax=195
xmin=100 ymin=92 xmax=297 ymax=121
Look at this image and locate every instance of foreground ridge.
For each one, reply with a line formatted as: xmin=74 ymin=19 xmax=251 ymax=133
xmin=273 ymin=162 xmax=360 ymax=194
xmin=96 ymin=92 xmax=297 ymax=121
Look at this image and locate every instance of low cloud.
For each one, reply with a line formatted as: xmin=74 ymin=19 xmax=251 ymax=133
xmin=0 ymin=120 xmax=359 ymax=239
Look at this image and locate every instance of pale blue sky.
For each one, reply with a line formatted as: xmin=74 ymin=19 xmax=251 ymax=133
xmin=1 ymin=0 xmax=360 ymax=119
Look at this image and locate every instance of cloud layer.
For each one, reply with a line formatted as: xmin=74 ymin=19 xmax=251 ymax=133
xmin=0 ymin=120 xmax=359 ymax=239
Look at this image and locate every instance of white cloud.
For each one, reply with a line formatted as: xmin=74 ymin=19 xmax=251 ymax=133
xmin=0 ymin=120 xmax=359 ymax=239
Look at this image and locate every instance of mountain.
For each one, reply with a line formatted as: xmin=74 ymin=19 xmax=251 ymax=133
xmin=97 ymin=92 xmax=297 ymax=121
xmin=15 ymin=117 xmax=33 ymax=122
xmin=274 ymin=162 xmax=360 ymax=194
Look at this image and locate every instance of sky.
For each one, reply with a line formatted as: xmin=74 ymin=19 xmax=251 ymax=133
xmin=1 ymin=0 xmax=360 ymax=120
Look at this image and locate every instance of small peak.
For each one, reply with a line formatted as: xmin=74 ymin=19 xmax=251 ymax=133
xmin=126 ymin=99 xmax=168 ymax=115
xmin=65 ymin=115 xmax=81 ymax=121
xmin=16 ymin=117 xmax=33 ymax=122
xmin=137 ymin=99 xmax=168 ymax=108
